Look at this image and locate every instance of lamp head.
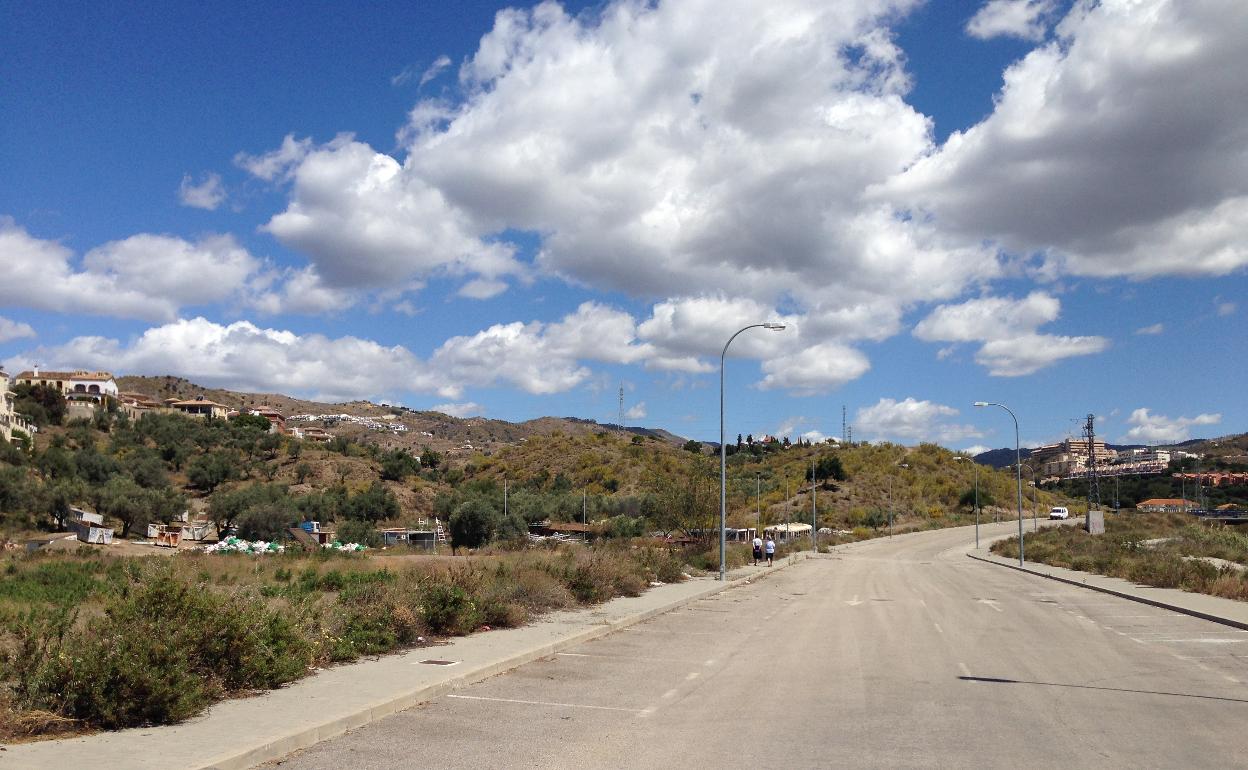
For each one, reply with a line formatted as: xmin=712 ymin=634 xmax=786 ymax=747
xmin=973 ymin=401 xmax=989 ymax=407
xmin=763 ymin=322 xmax=786 ymax=330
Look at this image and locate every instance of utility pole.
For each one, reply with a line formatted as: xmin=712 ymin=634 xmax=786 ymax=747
xmin=504 ymin=478 xmax=508 ymax=519
xmin=755 ymin=472 xmax=761 ymax=538
xmin=811 ymin=455 xmax=817 ymax=552
xmin=1084 ymin=414 xmax=1104 ymax=533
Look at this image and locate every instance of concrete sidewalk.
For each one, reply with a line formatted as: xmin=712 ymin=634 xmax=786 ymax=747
xmin=968 ymin=537 xmax=1248 ymax=632
xmin=2 ymin=554 xmax=811 ymax=770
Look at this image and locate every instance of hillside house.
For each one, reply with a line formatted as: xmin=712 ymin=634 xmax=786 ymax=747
xmin=15 ymin=368 xmax=118 ymax=402
xmin=169 ymin=396 xmax=231 ymax=419
xmin=248 ymin=409 xmax=288 ymax=434
xmin=0 ymin=369 xmax=38 ymax=444
xmin=117 ymin=391 xmax=166 ymax=420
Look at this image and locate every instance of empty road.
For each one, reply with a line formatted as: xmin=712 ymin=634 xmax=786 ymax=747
xmin=271 ymin=521 xmax=1248 ymax=768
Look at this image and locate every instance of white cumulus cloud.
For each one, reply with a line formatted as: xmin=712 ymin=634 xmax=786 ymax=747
xmin=178 ymin=172 xmax=227 ymax=210
xmin=914 ymin=292 xmax=1109 ymax=376
xmin=19 ymin=317 xmax=442 ymax=403
xmin=624 ymin=402 xmax=647 ymax=420
xmin=855 ymin=397 xmax=984 ymax=443
xmin=430 ymin=402 xmax=483 ymax=418
xmin=0 ymin=316 xmax=36 ymax=344
xmin=0 ymin=218 xmax=262 ymax=322
xmin=965 ymin=0 xmax=1056 ymax=41
xmin=243 ymin=0 xmax=1000 ymax=337
xmin=1122 ymin=408 xmax=1221 ymax=444
xmin=888 ymin=0 xmax=1248 ymax=279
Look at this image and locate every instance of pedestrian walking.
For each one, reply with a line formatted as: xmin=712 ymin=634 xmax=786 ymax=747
xmin=752 ymin=534 xmax=763 ymax=566
xmin=764 ymin=535 xmax=775 ymax=566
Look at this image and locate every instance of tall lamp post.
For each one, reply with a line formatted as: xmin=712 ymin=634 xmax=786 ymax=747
xmin=975 ymin=401 xmax=1024 ymax=566
xmin=720 ymin=322 xmax=786 ymax=580
xmin=956 ymin=456 xmax=979 ymax=548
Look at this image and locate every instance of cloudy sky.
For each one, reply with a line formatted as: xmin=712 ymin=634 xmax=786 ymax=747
xmin=2 ymin=0 xmax=1244 ymax=450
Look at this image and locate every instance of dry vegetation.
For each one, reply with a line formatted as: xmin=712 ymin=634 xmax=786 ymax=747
xmin=991 ymin=512 xmax=1248 ymax=602
xmin=0 ymin=543 xmax=688 ymax=740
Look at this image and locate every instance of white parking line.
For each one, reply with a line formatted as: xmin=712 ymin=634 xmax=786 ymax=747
xmin=447 ymin=695 xmax=643 ymax=713
xmin=1150 ymin=639 xmax=1246 ymax=644
xmin=933 ymin=623 xmax=944 ymax=634
xmin=556 ymin=652 xmax=702 ymax=664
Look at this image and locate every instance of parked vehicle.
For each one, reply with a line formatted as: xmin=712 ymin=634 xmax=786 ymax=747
xmin=1048 ymin=506 xmax=1070 ymax=520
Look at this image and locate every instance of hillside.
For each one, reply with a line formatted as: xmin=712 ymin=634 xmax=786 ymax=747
xmin=115 ymin=375 xmax=685 ymax=460
xmin=974 ymin=432 xmax=1248 ymax=470
xmin=465 ymin=433 xmax=1080 ymax=531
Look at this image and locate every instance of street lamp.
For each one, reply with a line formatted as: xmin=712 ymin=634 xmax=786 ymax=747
xmin=955 ymin=456 xmax=979 ymax=548
xmin=974 ymin=401 xmax=1024 ymax=566
xmin=720 ymin=322 xmax=786 ymax=580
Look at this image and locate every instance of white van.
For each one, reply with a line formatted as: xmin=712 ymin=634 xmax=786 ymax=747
xmin=1048 ymin=506 xmax=1070 ymax=520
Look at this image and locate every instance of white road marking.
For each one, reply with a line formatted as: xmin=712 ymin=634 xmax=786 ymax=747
xmin=705 ymin=659 xmax=716 ymax=667
xmin=919 ymin=598 xmax=927 ymax=607
xmin=933 ymin=623 xmax=944 ymax=635
xmin=846 ymin=595 xmax=863 ymax=606
xmin=661 ymin=688 xmax=679 ymax=699
xmin=977 ymin=599 xmax=1003 ymax=613
xmin=556 ymin=652 xmax=699 ymax=664
xmin=447 ymin=695 xmax=643 ymax=713
xmin=1151 ymin=638 xmax=1246 ymax=644
xmin=685 ymin=672 xmax=701 ymax=681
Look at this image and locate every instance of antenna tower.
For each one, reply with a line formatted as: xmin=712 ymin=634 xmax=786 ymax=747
xmin=842 ymin=405 xmax=847 ymax=444
xmin=1083 ymin=413 xmax=1102 ymax=510
xmin=617 ymin=385 xmax=624 ymax=434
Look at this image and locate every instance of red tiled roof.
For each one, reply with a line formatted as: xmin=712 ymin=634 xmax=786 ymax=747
xmin=16 ymin=370 xmax=114 ymax=381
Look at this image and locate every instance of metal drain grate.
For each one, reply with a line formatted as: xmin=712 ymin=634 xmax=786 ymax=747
xmin=418 ymin=659 xmax=460 ymax=666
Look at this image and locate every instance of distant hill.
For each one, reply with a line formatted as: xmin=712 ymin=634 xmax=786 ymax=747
xmin=973 ymin=447 xmax=1033 ymax=469
xmin=973 ymin=433 xmax=1248 ymax=470
xmin=115 ymin=375 xmax=687 ymax=459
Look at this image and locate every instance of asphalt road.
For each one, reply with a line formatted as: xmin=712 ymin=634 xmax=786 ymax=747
xmin=270 ymin=521 xmax=1248 ymax=769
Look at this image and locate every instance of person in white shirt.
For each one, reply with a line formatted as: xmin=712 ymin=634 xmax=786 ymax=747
xmin=764 ymin=535 xmax=776 ymax=566
xmin=751 ymin=535 xmax=763 ymax=566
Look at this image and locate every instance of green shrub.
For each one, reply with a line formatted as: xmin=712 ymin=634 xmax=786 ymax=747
xmin=2 ymin=566 xmax=313 ymax=729
xmin=419 ymin=582 xmax=482 ymax=635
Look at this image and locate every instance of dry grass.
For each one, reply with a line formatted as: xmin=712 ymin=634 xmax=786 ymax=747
xmin=991 ymin=513 xmax=1248 ymax=602
xmin=0 ymin=541 xmax=687 ymax=734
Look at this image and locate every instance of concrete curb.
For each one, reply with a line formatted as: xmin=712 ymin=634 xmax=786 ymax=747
xmin=966 ymin=551 xmax=1248 ymax=633
xmin=197 ymin=553 xmax=812 ymax=770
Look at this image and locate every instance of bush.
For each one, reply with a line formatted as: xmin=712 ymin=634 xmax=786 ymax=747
xmin=419 ymin=582 xmax=482 ymax=635
xmin=336 ymin=519 xmax=382 ymax=547
xmin=3 ymin=566 xmax=313 ymax=729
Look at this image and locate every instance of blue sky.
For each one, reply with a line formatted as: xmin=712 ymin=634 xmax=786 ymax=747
xmin=2 ymin=0 xmax=1245 ymax=451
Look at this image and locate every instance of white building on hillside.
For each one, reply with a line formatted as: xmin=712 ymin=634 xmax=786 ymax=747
xmin=0 ymin=369 xmax=37 ymax=444
xmin=15 ymin=368 xmax=118 ymax=401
